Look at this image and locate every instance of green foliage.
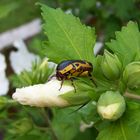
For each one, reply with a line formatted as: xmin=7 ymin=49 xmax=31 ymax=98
xmin=0 ymin=2 xmax=19 ymax=19
xmin=78 ymin=101 xmax=100 ymax=123
xmin=41 ymin=4 xmax=96 ymax=64
xmin=39 ymin=5 xmax=140 ymax=140
xmin=0 ymin=0 xmax=45 ymax=32
xmin=5 ymin=130 xmax=51 ymax=140
xmin=10 ymin=59 xmax=54 ymax=88
xmin=96 ymin=102 xmax=140 ymax=140
xmin=52 ymin=104 xmax=98 ymax=140
xmin=123 ymin=61 xmax=140 ymax=89
xmin=106 ymin=21 xmax=140 ymax=67
xmin=60 ymin=78 xmax=98 ymax=105
xmin=101 ymin=50 xmax=122 ymax=80
xmin=114 ymin=0 xmax=135 ymax=20
xmin=28 ymin=36 xmax=46 ymax=58
xmin=52 ymin=108 xmax=81 ymax=140
xmin=80 ymin=0 xmax=96 ymax=14
xmin=5 ymin=2 xmax=140 ymax=140
xmin=7 ymin=118 xmax=33 ymax=136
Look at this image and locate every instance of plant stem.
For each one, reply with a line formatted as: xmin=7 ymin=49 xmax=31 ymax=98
xmin=7 ymin=99 xmax=18 ymax=104
xmin=40 ymin=108 xmax=58 ymax=140
xmin=124 ymin=92 xmax=140 ymax=100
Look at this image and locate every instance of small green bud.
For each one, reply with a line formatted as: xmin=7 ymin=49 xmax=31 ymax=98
xmin=101 ymin=50 xmax=122 ymax=80
xmin=123 ymin=61 xmax=140 ymax=88
xmin=39 ymin=58 xmax=48 ymax=70
xmin=97 ymin=91 xmax=126 ymax=121
xmin=8 ymin=118 xmax=33 ymax=135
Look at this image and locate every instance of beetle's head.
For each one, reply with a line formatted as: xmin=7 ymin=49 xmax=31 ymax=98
xmin=56 ymin=71 xmax=65 ymax=81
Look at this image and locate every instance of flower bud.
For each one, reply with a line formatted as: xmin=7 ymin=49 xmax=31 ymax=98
xmin=97 ymin=91 xmax=126 ymax=121
xmin=12 ymin=80 xmax=91 ymax=107
xmin=101 ymin=50 xmax=122 ymax=80
xmin=11 ymin=58 xmax=55 ymax=87
xmin=123 ymin=61 xmax=140 ymax=88
xmin=39 ymin=58 xmax=48 ymax=70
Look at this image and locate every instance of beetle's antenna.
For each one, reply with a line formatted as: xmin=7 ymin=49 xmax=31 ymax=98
xmin=48 ymin=74 xmax=56 ymax=81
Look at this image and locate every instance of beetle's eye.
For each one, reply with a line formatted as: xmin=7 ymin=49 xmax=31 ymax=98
xmin=75 ymin=63 xmax=79 ymax=66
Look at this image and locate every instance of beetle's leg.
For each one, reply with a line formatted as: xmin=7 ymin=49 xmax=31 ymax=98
xmin=88 ymin=73 xmax=97 ymax=87
xmin=70 ymin=78 xmax=76 ymax=93
xmin=59 ymin=80 xmax=64 ymax=91
xmin=77 ymin=69 xmax=84 ymax=76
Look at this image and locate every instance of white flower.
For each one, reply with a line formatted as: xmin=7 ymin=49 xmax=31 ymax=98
xmin=94 ymin=42 xmax=103 ymax=55
xmin=97 ymin=103 xmax=122 ymax=120
xmin=0 ymin=53 xmax=9 ymax=95
xmin=12 ymin=80 xmax=74 ymax=107
xmin=10 ymin=40 xmax=40 ymax=74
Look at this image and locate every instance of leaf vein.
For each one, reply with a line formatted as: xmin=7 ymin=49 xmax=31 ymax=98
xmin=48 ymin=10 xmax=82 ymax=60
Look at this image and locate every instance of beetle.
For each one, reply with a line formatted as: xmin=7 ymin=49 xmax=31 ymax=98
xmin=55 ymin=60 xmax=96 ymax=91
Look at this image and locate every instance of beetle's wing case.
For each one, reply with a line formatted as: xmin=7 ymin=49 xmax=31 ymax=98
xmin=56 ymin=60 xmax=93 ymax=75
xmin=56 ymin=60 xmax=73 ymax=70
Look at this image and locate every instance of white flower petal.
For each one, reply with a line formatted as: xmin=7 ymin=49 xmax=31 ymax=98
xmin=12 ymin=80 xmax=74 ymax=107
xmin=94 ymin=42 xmax=103 ymax=55
xmin=10 ymin=40 xmax=40 ymax=74
xmin=97 ymin=103 xmax=120 ymax=119
xmin=0 ymin=53 xmax=9 ymax=95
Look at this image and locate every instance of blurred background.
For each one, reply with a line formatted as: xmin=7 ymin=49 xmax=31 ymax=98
xmin=1 ymin=0 xmax=140 ymax=94
xmin=0 ymin=0 xmax=140 ymax=139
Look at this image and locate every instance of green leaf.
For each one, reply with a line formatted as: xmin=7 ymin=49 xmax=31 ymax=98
xmin=73 ymin=127 xmax=98 ymax=140
xmin=52 ymin=107 xmax=98 ymax=140
xmin=96 ymin=101 xmax=140 ymax=140
xmin=52 ymin=107 xmax=81 ymax=140
xmin=60 ymin=78 xmax=98 ymax=105
xmin=97 ymin=120 xmax=137 ymax=140
xmin=5 ymin=132 xmax=51 ymax=140
xmin=78 ymin=101 xmax=100 ymax=124
xmin=60 ymin=91 xmax=91 ymax=105
xmin=41 ymin=4 xmax=96 ymax=64
xmin=106 ymin=21 xmax=140 ymax=67
xmin=125 ymin=102 xmax=140 ymax=134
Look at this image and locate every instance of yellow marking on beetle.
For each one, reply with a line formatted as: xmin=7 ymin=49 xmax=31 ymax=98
xmin=58 ymin=61 xmax=92 ymax=78
xmin=73 ymin=62 xmax=91 ymax=69
xmin=59 ymin=64 xmax=73 ymax=74
xmin=71 ymin=71 xmax=80 ymax=77
xmin=79 ymin=71 xmax=89 ymax=76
